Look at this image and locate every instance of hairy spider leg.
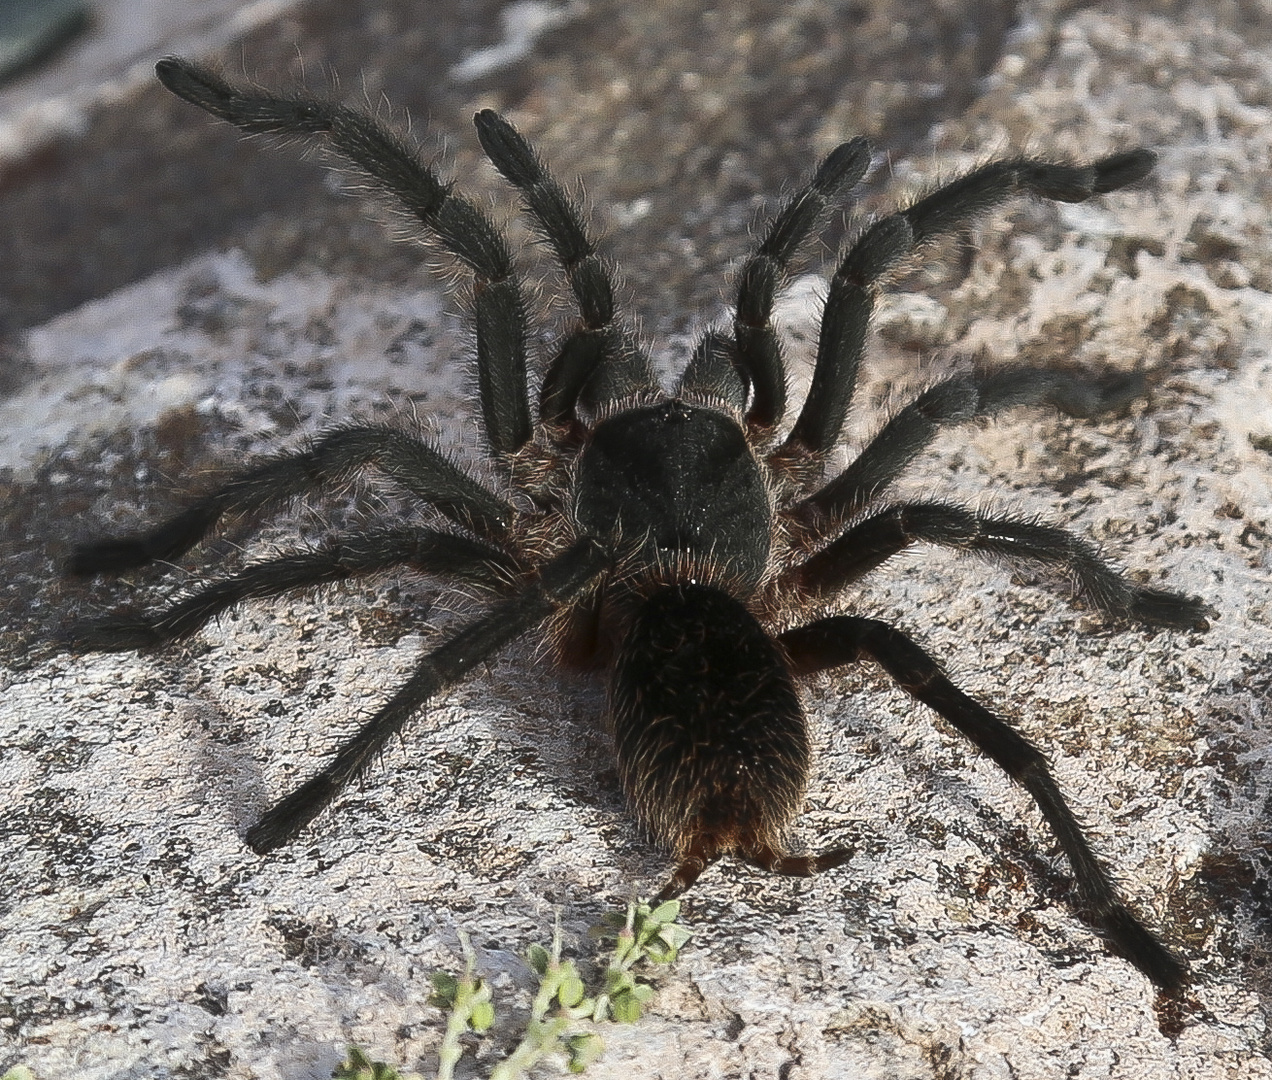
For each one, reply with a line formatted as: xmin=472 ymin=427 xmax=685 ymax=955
xmin=676 ymin=328 xmax=749 ymax=413
xmin=799 ymin=367 xmax=1145 ymax=524
xmin=245 ymin=536 xmax=609 ymax=853
xmin=67 ymin=528 xmax=518 ymax=651
xmin=782 ymin=148 xmax=1157 ymax=456
xmin=794 ymin=501 xmax=1209 ymax=630
xmin=727 ymin=137 xmax=872 ymax=430
xmin=779 ymin=615 xmax=1189 ymax=991
xmin=676 ymin=138 xmax=871 ymax=420
xmin=471 ymin=110 xmax=655 ymax=429
xmin=67 ymin=424 xmax=513 ymax=574
xmin=155 ymin=57 xmax=534 ymax=453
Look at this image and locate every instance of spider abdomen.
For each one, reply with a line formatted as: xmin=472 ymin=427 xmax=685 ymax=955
xmin=574 ymin=401 xmax=770 ymax=588
xmin=610 ymin=583 xmax=809 ymax=866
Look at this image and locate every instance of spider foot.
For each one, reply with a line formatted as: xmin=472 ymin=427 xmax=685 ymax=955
xmin=67 ymin=538 xmax=158 ymax=575
xmin=245 ymin=776 xmax=337 ymax=855
xmin=63 ymin=615 xmax=168 ymax=653
xmin=1128 ymin=588 xmax=1212 ymax=632
xmin=1090 ymin=899 xmax=1190 ymax=993
xmin=67 ymin=503 xmax=222 ymax=575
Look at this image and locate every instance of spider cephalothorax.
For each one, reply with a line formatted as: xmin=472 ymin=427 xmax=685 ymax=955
xmin=68 ymin=57 xmax=1208 ymax=991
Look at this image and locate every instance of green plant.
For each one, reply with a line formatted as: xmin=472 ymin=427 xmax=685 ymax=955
xmin=335 ymin=900 xmax=690 ymax=1080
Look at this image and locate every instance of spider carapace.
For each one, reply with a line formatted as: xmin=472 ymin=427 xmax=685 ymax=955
xmin=67 ymin=57 xmax=1209 ymax=992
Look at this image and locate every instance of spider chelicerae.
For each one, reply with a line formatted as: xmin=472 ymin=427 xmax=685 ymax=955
xmin=68 ymin=57 xmax=1209 ymax=992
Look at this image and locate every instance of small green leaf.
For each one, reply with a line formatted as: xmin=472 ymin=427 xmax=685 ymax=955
xmin=643 ymin=942 xmax=671 ymax=964
xmin=648 ymin=899 xmax=680 ymax=924
xmin=332 ymin=1046 xmax=408 ymax=1080
xmin=427 ymin=971 xmax=459 ymax=1009
xmin=611 ymin=990 xmax=644 ymax=1023
xmin=558 ymin=972 xmax=587 ymax=1008
xmin=526 ymin=943 xmax=551 ymax=975
xmin=566 ymin=1033 xmax=604 ymax=1072
xmin=605 ymin=968 xmax=636 ymax=996
xmin=470 ymin=999 xmax=495 ymax=1032
xmin=661 ymin=924 xmax=692 ymax=951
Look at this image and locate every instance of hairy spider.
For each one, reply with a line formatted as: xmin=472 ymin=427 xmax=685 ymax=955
xmin=67 ymin=57 xmax=1208 ymax=992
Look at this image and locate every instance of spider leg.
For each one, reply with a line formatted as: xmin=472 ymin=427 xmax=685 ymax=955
xmin=245 ymin=536 xmax=609 ymax=853
xmin=782 ymin=148 xmax=1156 ymax=455
xmin=653 ymin=845 xmax=719 ymax=903
xmin=794 ymin=501 xmax=1208 ymax=630
xmin=66 ymin=528 xmax=518 ymax=651
xmin=654 ymin=842 xmax=854 ymax=903
xmin=798 ymin=367 xmax=1144 ymax=522
xmin=738 ymin=843 xmax=855 ymax=886
xmin=676 ymin=329 xmax=747 ymax=413
xmin=67 ymin=423 xmax=513 ymax=574
xmin=472 ymin=110 xmax=655 ymax=428
xmin=156 ymin=58 xmax=532 ymax=453
xmin=779 ymin=615 xmax=1189 ymax=991
xmin=729 ymin=137 xmax=871 ymax=430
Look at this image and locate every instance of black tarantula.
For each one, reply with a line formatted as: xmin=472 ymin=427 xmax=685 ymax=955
xmin=68 ymin=57 xmax=1208 ymax=992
